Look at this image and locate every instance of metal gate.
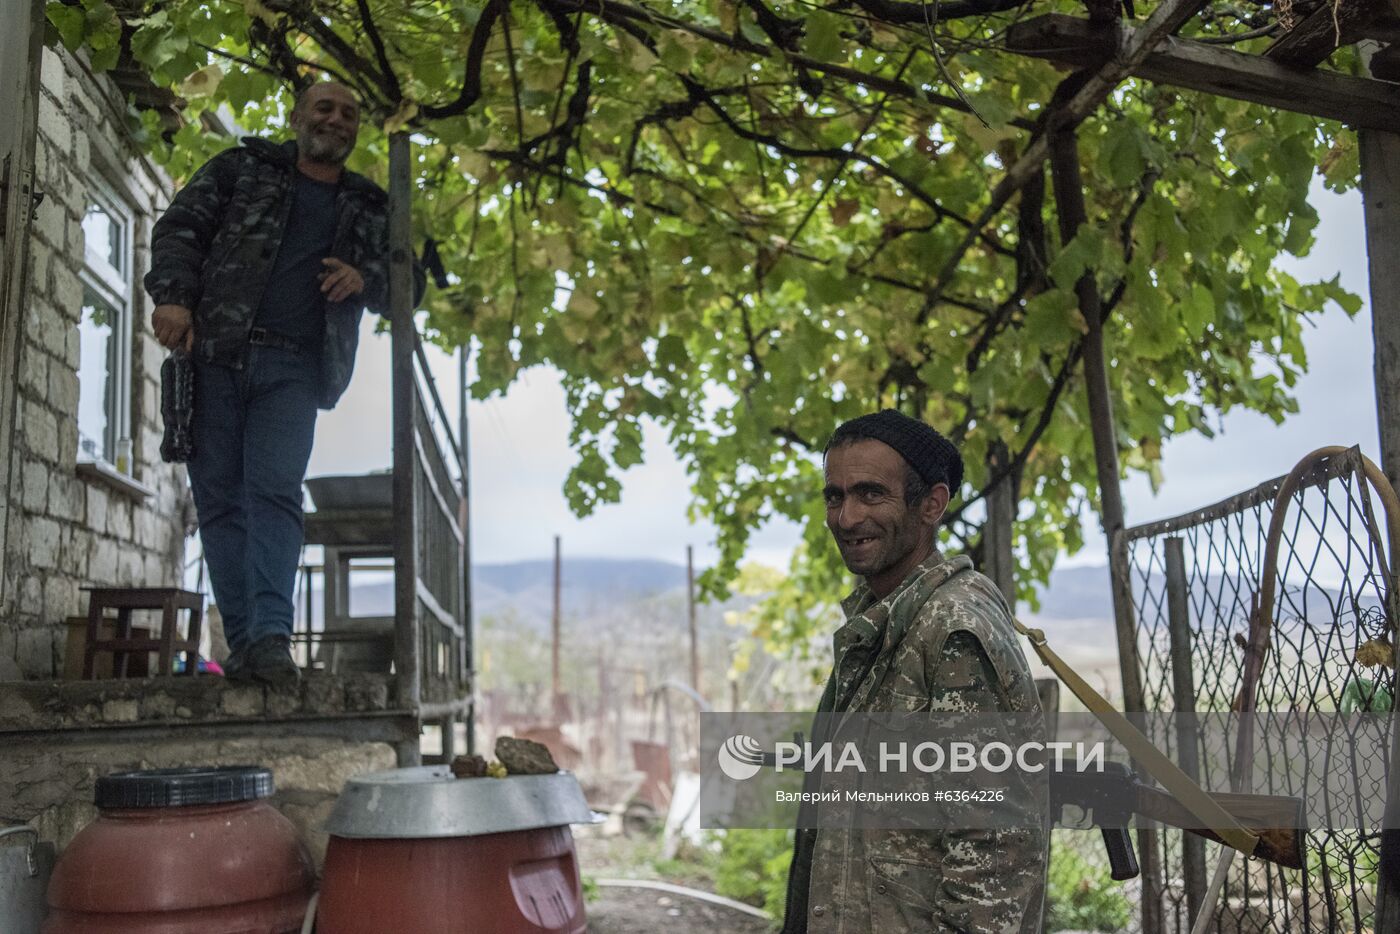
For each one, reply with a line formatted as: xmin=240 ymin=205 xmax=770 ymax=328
xmin=1123 ymin=446 xmax=1396 ymax=932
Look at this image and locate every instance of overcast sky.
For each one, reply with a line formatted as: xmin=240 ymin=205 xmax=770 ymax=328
xmin=308 ymin=179 xmax=1376 ymax=572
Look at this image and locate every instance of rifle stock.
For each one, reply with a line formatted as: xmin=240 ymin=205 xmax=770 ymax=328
xmin=1051 ymin=761 xmax=1306 ymax=874
xmin=1135 ymin=784 xmax=1305 ymax=870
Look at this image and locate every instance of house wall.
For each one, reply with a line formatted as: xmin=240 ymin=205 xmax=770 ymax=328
xmin=0 ymin=46 xmax=412 ymax=880
xmin=0 ymin=675 xmax=401 ymax=868
xmin=2 ymin=46 xmax=188 ymax=678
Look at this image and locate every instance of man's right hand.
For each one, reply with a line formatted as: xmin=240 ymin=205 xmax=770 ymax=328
xmin=152 ymin=304 xmax=194 ymax=353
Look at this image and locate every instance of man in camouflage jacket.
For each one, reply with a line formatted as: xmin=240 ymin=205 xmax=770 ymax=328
xmin=145 ymin=81 xmax=422 ymax=684
xmin=145 ymin=85 xmax=410 ymax=408
xmin=783 ymin=410 xmax=1047 ymax=933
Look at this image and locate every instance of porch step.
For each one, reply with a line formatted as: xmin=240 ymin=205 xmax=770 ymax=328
xmin=0 ymin=672 xmax=400 ymax=735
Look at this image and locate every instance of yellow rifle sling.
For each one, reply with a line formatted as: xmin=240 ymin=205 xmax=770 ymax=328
xmin=1013 ymin=617 xmax=1260 ymax=857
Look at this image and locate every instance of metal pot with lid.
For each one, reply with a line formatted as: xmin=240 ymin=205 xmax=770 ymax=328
xmin=318 ymin=766 xmax=600 ymax=934
xmin=1 ymin=826 xmax=55 ymax=934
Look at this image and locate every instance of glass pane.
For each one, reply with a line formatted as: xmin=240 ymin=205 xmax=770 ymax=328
xmin=77 ymin=287 xmax=117 ymax=462
xmin=346 ymin=558 xmax=394 ymax=617
xmin=82 ymin=202 xmax=124 ymax=275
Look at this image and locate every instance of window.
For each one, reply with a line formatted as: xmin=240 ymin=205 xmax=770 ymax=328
xmin=77 ymin=180 xmax=133 ymax=472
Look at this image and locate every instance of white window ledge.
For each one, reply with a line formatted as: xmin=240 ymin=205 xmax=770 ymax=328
xmin=76 ymin=460 xmax=154 ymax=501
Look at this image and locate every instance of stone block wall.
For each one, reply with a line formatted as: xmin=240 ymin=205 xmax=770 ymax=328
xmin=2 ymin=47 xmax=188 ymax=678
xmin=5 ymin=734 xmax=396 ymax=871
xmin=0 ymin=675 xmax=402 ymax=868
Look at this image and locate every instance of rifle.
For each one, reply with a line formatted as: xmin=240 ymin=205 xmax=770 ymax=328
xmin=1051 ymin=759 xmax=1305 ymax=881
xmin=757 ymin=738 xmax=1305 ymax=880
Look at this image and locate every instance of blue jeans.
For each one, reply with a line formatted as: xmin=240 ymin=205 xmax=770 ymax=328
xmin=188 ymin=346 xmax=319 ymax=654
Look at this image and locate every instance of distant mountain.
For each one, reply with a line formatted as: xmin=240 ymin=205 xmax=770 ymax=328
xmin=312 ymin=558 xmax=708 ymax=632
xmin=1025 ymin=564 xmax=1114 ymax=620
xmin=515 ymin=558 xmax=1125 ymax=621
xmin=307 ymin=557 xmax=1376 ymax=650
xmin=331 ymin=559 xmax=1123 ymax=627
xmin=1024 ymin=562 xmax=1382 ymax=622
xmin=477 ymin=558 xmax=688 ymax=596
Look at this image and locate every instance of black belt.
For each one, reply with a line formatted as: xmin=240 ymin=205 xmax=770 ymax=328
xmin=247 ymin=327 xmax=309 ymax=353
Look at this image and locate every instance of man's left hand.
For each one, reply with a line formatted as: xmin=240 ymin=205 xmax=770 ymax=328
xmin=320 ymin=258 xmax=365 ymax=302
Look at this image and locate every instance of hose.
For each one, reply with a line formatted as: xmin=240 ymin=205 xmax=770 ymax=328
xmin=592 ymin=878 xmax=772 ymax=919
xmin=301 ymin=891 xmax=319 ymax=934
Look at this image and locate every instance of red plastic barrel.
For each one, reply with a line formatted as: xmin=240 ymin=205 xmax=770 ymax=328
xmin=44 ymin=767 xmax=313 ymax=934
xmin=318 ymin=824 xmax=586 ymax=934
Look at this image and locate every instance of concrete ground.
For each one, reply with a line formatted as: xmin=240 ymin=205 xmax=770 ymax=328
xmin=586 ymin=885 xmax=772 ymax=933
xmin=575 ymin=826 xmax=775 ymax=933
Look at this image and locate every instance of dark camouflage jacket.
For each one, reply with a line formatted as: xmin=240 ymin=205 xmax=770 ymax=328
xmin=145 ymin=137 xmax=421 ymax=409
xmin=784 ymin=552 xmax=1048 ymax=934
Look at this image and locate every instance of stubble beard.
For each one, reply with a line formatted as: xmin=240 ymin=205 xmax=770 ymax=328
xmin=838 ymin=513 xmax=923 ymax=581
xmin=298 ymin=127 xmax=353 ymax=166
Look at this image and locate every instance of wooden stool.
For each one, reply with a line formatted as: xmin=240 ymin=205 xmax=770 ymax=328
xmin=81 ymin=588 xmax=204 ymax=679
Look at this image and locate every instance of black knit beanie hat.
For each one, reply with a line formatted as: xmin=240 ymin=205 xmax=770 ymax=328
xmin=825 ymin=410 xmax=964 ymax=494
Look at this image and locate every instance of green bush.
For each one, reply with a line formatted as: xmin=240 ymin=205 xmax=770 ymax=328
xmin=652 ymin=836 xmax=721 ymax=890
xmin=1305 ymin=831 xmax=1378 ymax=929
xmin=1045 ymin=835 xmax=1133 ymax=932
xmin=712 ymin=828 xmax=793 ymax=926
xmin=1341 ymin=676 xmax=1393 ymax=713
xmin=711 ymin=828 xmax=1131 ymax=931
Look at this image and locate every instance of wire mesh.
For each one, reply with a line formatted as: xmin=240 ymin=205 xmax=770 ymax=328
xmin=1123 ymin=447 xmax=1395 ymax=933
xmin=1047 ymin=829 xmax=1144 ymax=933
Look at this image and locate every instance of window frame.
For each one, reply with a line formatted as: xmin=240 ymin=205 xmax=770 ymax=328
xmin=76 ymin=173 xmax=134 ymax=472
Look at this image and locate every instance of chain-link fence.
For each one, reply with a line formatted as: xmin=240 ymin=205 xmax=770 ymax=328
xmin=1122 ymin=446 xmax=1395 ymax=933
xmin=1045 ymin=829 xmax=1141 ymax=932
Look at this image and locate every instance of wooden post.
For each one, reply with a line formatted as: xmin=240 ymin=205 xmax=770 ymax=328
xmin=1363 ymin=130 xmax=1400 ymax=494
xmin=1004 ymin=14 xmax=1400 ymax=131
xmin=440 ymin=714 xmax=456 ymax=762
xmin=687 ymin=545 xmax=700 ymax=696
xmin=388 ymin=132 xmax=421 ymax=767
xmin=1047 ymin=127 xmax=1148 ymax=714
xmin=552 ymin=534 xmax=562 ymax=712
xmin=1361 ymin=56 xmax=1400 ymax=928
xmin=458 ymin=346 xmax=475 ymax=755
xmin=1049 ymin=125 xmax=1161 ymax=933
xmin=597 ymin=651 xmax=608 ymax=770
xmin=1164 ymin=537 xmax=1207 ymax=921
xmin=984 ymin=441 xmax=1017 ymax=603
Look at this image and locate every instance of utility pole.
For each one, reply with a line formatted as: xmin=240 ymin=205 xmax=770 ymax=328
xmin=552 ymin=534 xmax=562 ymax=715
xmin=687 ymin=545 xmax=699 ymax=697
xmin=597 ymin=650 xmax=609 ymax=771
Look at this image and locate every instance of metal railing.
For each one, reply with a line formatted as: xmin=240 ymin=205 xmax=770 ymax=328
xmin=290 ymin=332 xmax=472 ymax=765
xmin=405 ymin=338 xmax=470 ymax=718
xmin=385 ymin=133 xmax=472 ymax=764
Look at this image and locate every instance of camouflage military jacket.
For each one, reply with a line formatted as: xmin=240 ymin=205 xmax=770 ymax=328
xmin=144 ymin=137 xmax=411 ymax=409
xmin=784 ymin=552 xmax=1048 ymax=934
